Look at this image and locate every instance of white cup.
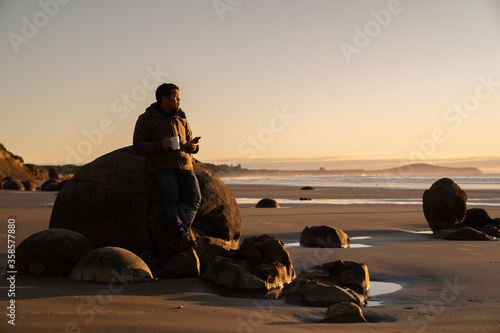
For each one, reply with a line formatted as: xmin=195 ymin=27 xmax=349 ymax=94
xmin=170 ymin=136 xmax=180 ymax=150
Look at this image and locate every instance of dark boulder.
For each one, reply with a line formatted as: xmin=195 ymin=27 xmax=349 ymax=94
xmin=256 ymin=198 xmax=279 ymax=208
xmin=422 ymin=178 xmax=467 ymax=232
xmin=3 ymin=180 xmax=25 ymax=191
xmin=49 ymin=146 xmax=241 ymax=262
xmin=16 ymin=229 xmax=94 ymax=276
xmin=48 ymin=168 xmax=59 ymax=180
xmin=300 ymin=225 xmax=350 ymax=248
xmin=462 ymin=208 xmax=493 ymax=229
xmin=433 ymin=227 xmax=492 ymax=240
xmin=21 ymin=180 xmax=38 ymax=191
xmin=300 ymin=186 xmax=314 ymax=190
xmin=41 ymin=179 xmax=59 ymax=191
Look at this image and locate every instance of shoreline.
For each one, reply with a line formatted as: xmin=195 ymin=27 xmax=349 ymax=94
xmin=1 ymin=184 xmax=499 ymax=332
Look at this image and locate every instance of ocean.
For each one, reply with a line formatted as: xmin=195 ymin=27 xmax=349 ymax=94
xmin=221 ymin=174 xmax=500 ymax=207
xmin=221 ymin=174 xmax=500 ymax=190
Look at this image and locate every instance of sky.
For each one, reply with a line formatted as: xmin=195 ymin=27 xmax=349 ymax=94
xmin=1 ymin=0 xmax=500 ymax=172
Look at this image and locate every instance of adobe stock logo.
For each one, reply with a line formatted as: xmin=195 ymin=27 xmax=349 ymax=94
xmin=7 ymin=0 xmax=71 ymax=54
xmin=237 ymin=107 xmax=295 ymax=160
xmin=339 ymin=0 xmax=407 ymax=63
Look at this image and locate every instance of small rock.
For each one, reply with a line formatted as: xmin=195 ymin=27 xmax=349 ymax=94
xmin=300 ymin=225 xmax=350 ymax=248
xmin=160 ymin=248 xmax=200 ymax=278
xmin=256 ymin=198 xmax=279 ymax=208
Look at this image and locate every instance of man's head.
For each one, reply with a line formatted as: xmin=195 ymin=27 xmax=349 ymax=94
xmin=156 ymin=83 xmax=180 ymax=112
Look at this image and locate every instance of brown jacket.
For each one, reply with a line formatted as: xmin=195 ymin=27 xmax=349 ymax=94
xmin=133 ymin=103 xmax=198 ymax=172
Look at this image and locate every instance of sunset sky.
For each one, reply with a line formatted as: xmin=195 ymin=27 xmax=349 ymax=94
xmin=1 ymin=1 xmax=500 ymax=172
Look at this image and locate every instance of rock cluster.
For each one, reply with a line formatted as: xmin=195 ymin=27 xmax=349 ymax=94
xmin=282 ymin=260 xmax=369 ymax=307
xmin=422 ymin=178 xmax=500 ymax=239
xmin=203 ymin=234 xmax=295 ymax=290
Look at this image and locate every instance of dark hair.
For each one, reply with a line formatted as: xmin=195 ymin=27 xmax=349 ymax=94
xmin=155 ymin=83 xmax=179 ymax=103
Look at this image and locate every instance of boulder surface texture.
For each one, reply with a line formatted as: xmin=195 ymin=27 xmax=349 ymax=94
xmin=49 ymin=146 xmax=241 ymax=261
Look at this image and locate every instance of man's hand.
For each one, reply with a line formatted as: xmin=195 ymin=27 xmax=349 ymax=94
xmin=186 ymin=142 xmax=198 ymax=152
xmin=160 ymin=137 xmax=171 ymax=151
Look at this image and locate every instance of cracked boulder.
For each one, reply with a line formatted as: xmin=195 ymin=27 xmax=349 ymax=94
xmin=49 ymin=146 xmax=241 ymax=261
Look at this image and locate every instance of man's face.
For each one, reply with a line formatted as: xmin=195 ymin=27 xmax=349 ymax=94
xmin=162 ymin=89 xmax=180 ymax=112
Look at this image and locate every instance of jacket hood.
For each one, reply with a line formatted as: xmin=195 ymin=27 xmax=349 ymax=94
xmin=145 ymin=102 xmax=186 ymax=118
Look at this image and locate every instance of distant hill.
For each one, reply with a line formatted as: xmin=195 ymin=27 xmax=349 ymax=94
xmin=205 ymin=162 xmax=482 ymax=177
xmin=369 ymin=163 xmax=481 ymax=175
xmin=0 ymin=143 xmax=49 ymax=180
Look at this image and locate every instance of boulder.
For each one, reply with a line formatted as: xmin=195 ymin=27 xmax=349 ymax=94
xmin=203 ymin=234 xmax=295 ymax=290
xmin=296 ymin=260 xmax=369 ymax=294
xmin=159 ymin=248 xmax=200 ymax=278
xmin=256 ymin=198 xmax=279 ymax=208
xmin=422 ymin=178 xmax=467 ymax=232
xmin=433 ymin=227 xmax=492 ymax=240
xmin=300 ymin=186 xmax=314 ymax=190
xmin=48 ymin=168 xmax=59 ymax=180
xmin=70 ymin=246 xmax=153 ymax=283
xmin=462 ymin=208 xmax=493 ymax=229
xmin=3 ymin=180 xmax=25 ymax=191
xmin=283 ymin=278 xmax=367 ymax=307
xmin=49 ymin=146 xmax=241 ymax=261
xmin=282 ymin=260 xmax=369 ymax=306
xmin=319 ymin=302 xmax=368 ymax=323
xmin=21 ymin=180 xmax=38 ymax=191
xmin=300 ymin=226 xmax=350 ymax=248
xmin=41 ymin=179 xmax=59 ymax=191
xmin=16 ymin=229 xmax=94 ymax=276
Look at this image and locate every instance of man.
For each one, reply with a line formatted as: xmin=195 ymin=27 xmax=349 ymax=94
xmin=133 ymin=83 xmax=201 ymax=251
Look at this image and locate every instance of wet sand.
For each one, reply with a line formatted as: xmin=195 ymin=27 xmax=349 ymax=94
xmin=1 ymin=184 xmax=499 ymax=332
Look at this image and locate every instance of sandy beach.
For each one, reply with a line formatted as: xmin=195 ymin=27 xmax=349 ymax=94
xmin=1 ymin=183 xmax=500 ymax=333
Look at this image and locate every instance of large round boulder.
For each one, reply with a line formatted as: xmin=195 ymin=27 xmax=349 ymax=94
xmin=21 ymin=180 xmax=38 ymax=191
xmin=16 ymin=228 xmax=94 ymax=276
xmin=49 ymin=146 xmax=241 ymax=260
xmin=3 ymin=180 xmax=25 ymax=191
xmin=422 ymin=178 xmax=467 ymax=232
xmin=70 ymin=246 xmax=153 ymax=283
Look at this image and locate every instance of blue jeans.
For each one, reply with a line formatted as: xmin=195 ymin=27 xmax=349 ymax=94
xmin=151 ymin=168 xmax=201 ymax=241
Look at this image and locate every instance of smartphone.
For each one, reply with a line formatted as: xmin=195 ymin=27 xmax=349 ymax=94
xmin=191 ymin=136 xmax=201 ymax=144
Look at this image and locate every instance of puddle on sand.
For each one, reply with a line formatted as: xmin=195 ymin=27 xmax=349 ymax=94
xmin=407 ymin=227 xmax=433 ymax=235
xmin=284 ymin=236 xmax=373 ymax=249
xmin=211 ymin=280 xmax=402 ymax=305
xmin=367 ymin=281 xmax=403 ymax=307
